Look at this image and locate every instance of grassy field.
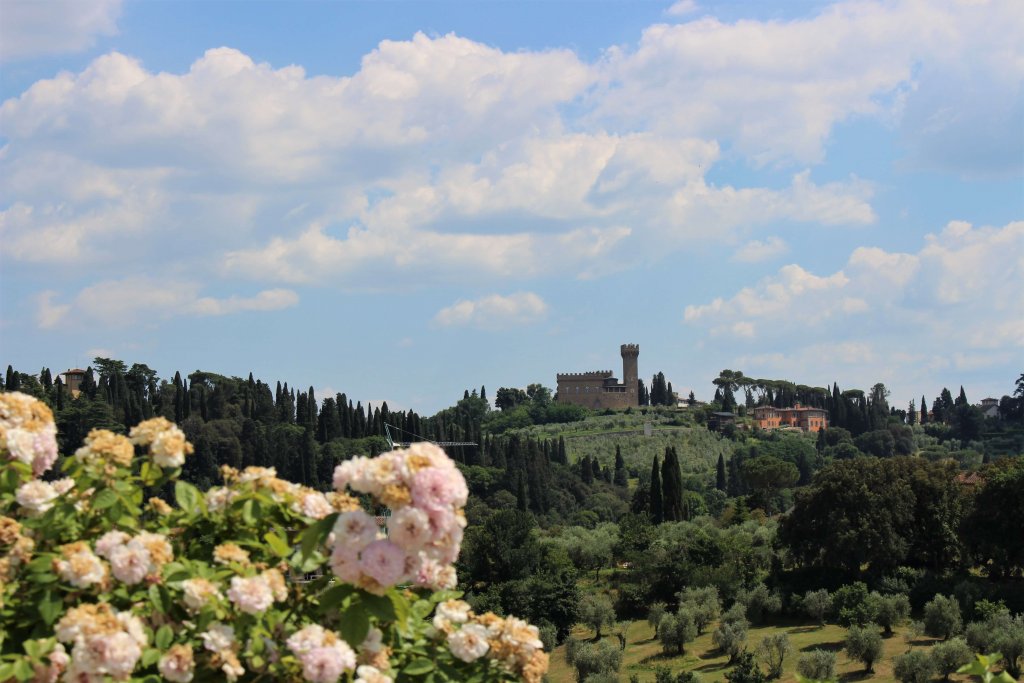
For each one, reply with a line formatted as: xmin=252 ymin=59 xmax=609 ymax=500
xmin=548 ymin=620 xmax=966 ymax=683
xmin=509 ymin=411 xmax=733 ymax=476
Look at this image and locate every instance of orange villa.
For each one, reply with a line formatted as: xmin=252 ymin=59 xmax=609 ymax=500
xmin=752 ymin=403 xmax=829 ymax=432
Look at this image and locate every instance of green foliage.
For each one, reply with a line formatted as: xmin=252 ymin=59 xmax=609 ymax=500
xmin=567 ymin=639 xmax=622 ymax=682
xmin=577 ymin=593 xmax=617 ymax=639
xmin=796 ymin=649 xmax=837 ymax=681
xmin=755 ymin=633 xmax=791 ymax=679
xmin=677 ymin=585 xmax=721 ymax=634
xmin=802 ymin=589 xmax=832 ymax=626
xmin=713 ymin=604 xmax=750 ymax=663
xmin=930 ymin=637 xmax=973 ymax=681
xmin=738 ymin=583 xmax=782 ymax=625
xmin=893 ymin=649 xmax=937 ymax=683
xmin=923 ymin=594 xmax=963 ymax=640
xmin=958 ymin=653 xmax=1019 ymax=683
xmin=725 ymin=651 xmax=767 ymax=683
xmin=781 ymin=457 xmax=965 ymax=574
xmin=832 ymin=582 xmax=874 ymax=627
xmin=844 ymin=624 xmax=883 ymax=673
xmin=965 ymin=456 xmax=1024 ymax=578
xmin=867 ymin=590 xmax=911 ymax=636
xmin=658 ymin=609 xmax=697 ymax=654
xmin=647 ymin=602 xmax=667 ymax=637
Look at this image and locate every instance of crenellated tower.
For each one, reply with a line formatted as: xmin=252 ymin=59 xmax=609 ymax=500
xmin=621 ymin=344 xmax=639 ymax=405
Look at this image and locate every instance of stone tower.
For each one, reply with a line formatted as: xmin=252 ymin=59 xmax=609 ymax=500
xmin=621 ymin=344 xmax=639 ymax=405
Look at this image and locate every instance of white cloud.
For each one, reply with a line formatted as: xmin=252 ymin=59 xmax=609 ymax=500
xmin=433 ymin=292 xmax=548 ymax=330
xmin=732 ymin=236 xmax=788 ymax=263
xmin=35 ymin=279 xmax=298 ymax=329
xmin=0 ymin=0 xmax=122 ymax=62
xmin=686 ymin=220 xmax=1024 ymax=395
xmin=665 ymin=1 xmax=699 ymax=17
xmin=596 ymin=0 xmax=1023 ymax=168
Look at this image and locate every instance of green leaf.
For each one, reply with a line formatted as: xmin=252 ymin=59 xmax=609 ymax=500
xmin=264 ymin=531 xmax=290 ymax=558
xmin=38 ymin=590 xmax=62 ymax=625
xmin=155 ymin=625 xmax=173 ymax=650
xmin=174 ymin=480 xmax=203 ymax=515
xmin=241 ymin=499 xmax=256 ymax=526
xmin=13 ymin=658 xmax=33 ymax=682
xmin=361 ymin=592 xmax=396 ymax=621
xmin=148 ymin=584 xmax=168 ymax=614
xmin=318 ymin=585 xmax=355 ymax=613
xmin=91 ymin=488 xmax=118 ymax=510
xmin=338 ymin=604 xmax=370 ymax=646
xmin=141 ymin=648 xmax=161 ymax=667
xmin=402 ymin=658 xmax=436 ymax=676
xmin=300 ymin=513 xmax=338 ymax=560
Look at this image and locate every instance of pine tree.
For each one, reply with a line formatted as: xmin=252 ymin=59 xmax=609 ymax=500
xmin=650 ymin=456 xmax=663 ymax=523
xmin=716 ymin=453 xmax=727 ymax=491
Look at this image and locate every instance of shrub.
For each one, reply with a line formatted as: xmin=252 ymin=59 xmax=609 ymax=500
xmin=739 ymin=583 xmax=782 ymax=624
xmin=867 ymin=591 xmax=911 ymax=636
xmin=713 ymin=604 xmax=750 ymax=663
xmin=755 ymin=633 xmax=791 ymax=679
xmin=991 ymin=613 xmax=1024 ymax=679
xmin=833 ymin=582 xmax=875 ymax=627
xmin=797 ymin=649 xmax=837 ymax=681
xmin=845 ymin=624 xmax=883 ymax=673
xmin=726 ymin=651 xmax=767 ymax=683
xmin=923 ymin=594 xmax=963 ymax=640
xmin=678 ymin=585 xmax=721 ymax=634
xmin=893 ymin=649 xmax=936 ymax=683
xmin=0 ymin=392 xmax=548 ymax=683
xmin=930 ymin=637 xmax=972 ymax=681
xmin=802 ymin=588 xmax=832 ymax=626
xmin=571 ymin=640 xmax=622 ymax=682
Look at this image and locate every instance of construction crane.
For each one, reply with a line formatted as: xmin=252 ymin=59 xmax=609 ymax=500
xmin=383 ymin=423 xmax=477 ymax=451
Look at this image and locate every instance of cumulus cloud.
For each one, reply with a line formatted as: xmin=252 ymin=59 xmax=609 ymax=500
xmin=0 ymin=0 xmax=122 ymax=62
xmin=34 ymin=279 xmax=298 ymax=329
xmin=686 ymin=220 xmax=1024 ymax=393
xmin=596 ymin=0 xmax=1023 ymax=168
xmin=433 ymin=292 xmax=548 ymax=330
xmin=732 ymin=237 xmax=788 ymax=263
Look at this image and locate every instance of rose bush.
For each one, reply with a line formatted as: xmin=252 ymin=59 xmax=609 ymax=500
xmin=0 ymin=392 xmax=547 ymax=682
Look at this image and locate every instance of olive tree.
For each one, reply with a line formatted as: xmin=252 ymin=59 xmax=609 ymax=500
xmin=802 ymin=589 xmax=832 ymax=627
xmin=845 ymin=624 xmax=883 ymax=673
xmin=923 ymin=594 xmax=963 ymax=640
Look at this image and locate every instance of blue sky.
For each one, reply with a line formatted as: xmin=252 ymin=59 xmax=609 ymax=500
xmin=1 ymin=0 xmax=1021 ymax=415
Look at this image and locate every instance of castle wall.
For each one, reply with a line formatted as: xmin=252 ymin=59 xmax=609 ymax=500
xmin=556 ymin=344 xmax=640 ymax=410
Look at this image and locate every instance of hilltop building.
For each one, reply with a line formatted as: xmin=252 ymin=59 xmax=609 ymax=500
xmin=556 ymin=344 xmax=639 ymax=410
xmin=752 ymin=404 xmax=829 ymax=432
xmin=60 ymin=368 xmax=87 ymax=398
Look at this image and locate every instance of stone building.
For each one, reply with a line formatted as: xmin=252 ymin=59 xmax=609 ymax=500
xmin=752 ymin=404 xmax=829 ymax=432
xmin=556 ymin=344 xmax=639 ymax=410
xmin=60 ymin=368 xmax=87 ymax=398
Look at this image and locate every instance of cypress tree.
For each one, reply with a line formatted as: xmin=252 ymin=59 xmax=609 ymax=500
xmin=661 ymin=447 xmax=684 ymax=521
xmin=614 ymin=447 xmax=628 ymax=487
xmin=920 ymin=395 xmax=928 ymax=424
xmin=650 ymin=456 xmax=663 ymax=523
xmin=716 ymin=453 xmax=727 ymax=491
xmin=591 ymin=458 xmax=602 ymax=481
xmin=581 ymin=455 xmax=594 ymax=484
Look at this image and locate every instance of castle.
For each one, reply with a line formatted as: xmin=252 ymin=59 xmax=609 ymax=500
xmin=556 ymin=344 xmax=639 ymax=410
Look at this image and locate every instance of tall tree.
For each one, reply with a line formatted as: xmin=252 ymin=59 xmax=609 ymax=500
xmin=650 ymin=456 xmax=663 ymax=524
xmin=920 ymin=395 xmax=928 ymax=424
xmin=661 ymin=447 xmax=684 ymax=522
xmin=716 ymin=453 xmax=728 ymax=492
